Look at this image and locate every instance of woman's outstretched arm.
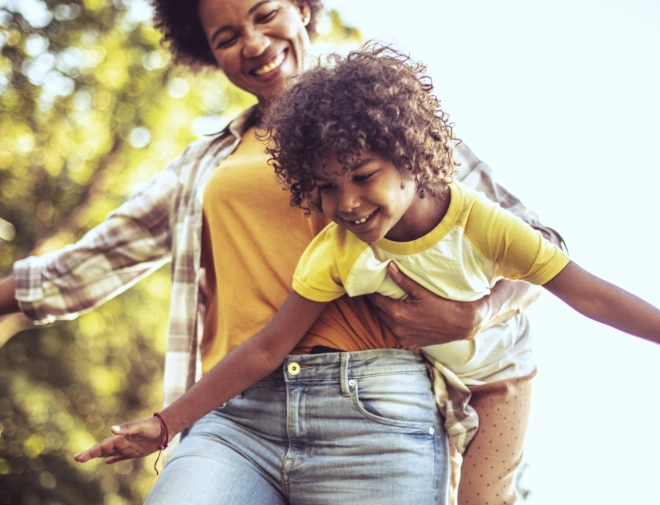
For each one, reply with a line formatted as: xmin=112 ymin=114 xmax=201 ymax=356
xmin=74 ymin=292 xmax=329 ymax=464
xmin=543 ymin=260 xmax=660 ymax=345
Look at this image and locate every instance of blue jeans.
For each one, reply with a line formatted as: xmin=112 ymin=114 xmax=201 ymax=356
xmin=145 ymin=349 xmax=450 ymax=504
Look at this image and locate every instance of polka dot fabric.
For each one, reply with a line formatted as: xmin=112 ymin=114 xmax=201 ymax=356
xmin=458 ymin=372 xmax=535 ymax=505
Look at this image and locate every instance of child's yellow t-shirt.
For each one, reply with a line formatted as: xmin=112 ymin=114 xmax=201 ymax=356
xmin=294 ymin=182 xmax=568 ymax=302
xmin=293 ymin=181 xmax=570 ymax=369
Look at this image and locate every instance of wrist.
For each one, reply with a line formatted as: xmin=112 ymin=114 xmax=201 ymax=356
xmin=468 ymin=296 xmax=491 ymax=338
xmin=157 ymin=409 xmax=181 ymax=442
xmin=446 ymin=297 xmax=488 ymax=341
xmin=153 ymin=412 xmax=171 ymax=445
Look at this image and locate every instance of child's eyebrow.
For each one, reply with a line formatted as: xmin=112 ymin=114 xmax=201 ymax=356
xmin=311 ymin=172 xmax=330 ymax=183
xmin=351 ymin=158 xmax=374 ymax=170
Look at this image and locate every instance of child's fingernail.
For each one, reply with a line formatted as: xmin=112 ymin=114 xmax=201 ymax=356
xmin=389 ymin=261 xmax=399 ymax=273
xmin=111 ymin=426 xmax=120 ymax=431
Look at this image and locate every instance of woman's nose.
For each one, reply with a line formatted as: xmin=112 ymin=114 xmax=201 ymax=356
xmin=242 ymin=29 xmax=270 ymax=59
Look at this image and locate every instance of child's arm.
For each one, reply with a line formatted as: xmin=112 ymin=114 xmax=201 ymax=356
xmin=544 ymin=260 xmax=660 ymax=344
xmin=74 ymin=292 xmax=328 ymax=464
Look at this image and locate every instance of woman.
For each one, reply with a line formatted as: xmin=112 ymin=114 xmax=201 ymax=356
xmin=0 ymin=0 xmax=561 ymax=503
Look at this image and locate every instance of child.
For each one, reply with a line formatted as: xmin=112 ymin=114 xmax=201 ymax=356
xmin=75 ymin=44 xmax=660 ymax=501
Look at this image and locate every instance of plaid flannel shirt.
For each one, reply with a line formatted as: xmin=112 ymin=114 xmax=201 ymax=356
xmin=14 ymin=107 xmax=562 ymax=453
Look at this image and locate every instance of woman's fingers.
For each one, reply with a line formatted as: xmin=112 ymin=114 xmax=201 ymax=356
xmin=74 ymin=417 xmax=163 ymax=465
xmin=367 ymin=261 xmax=483 ymax=346
xmin=385 ymin=260 xmax=423 ymax=299
xmin=105 ymin=454 xmax=131 ymax=465
xmin=74 ymin=435 xmax=123 ymax=462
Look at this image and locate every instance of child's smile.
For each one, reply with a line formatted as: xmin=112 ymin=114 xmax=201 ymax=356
xmin=312 ymin=151 xmax=446 ymax=243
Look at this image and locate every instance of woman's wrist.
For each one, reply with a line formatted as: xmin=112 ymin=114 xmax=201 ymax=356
xmin=478 ymin=280 xmax=542 ymax=334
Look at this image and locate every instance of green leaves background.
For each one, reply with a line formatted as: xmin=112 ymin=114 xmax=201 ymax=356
xmin=0 ymin=1 xmax=359 ymax=503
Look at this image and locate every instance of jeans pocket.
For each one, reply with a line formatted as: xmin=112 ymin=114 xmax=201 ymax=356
xmin=351 ymin=374 xmax=438 ymax=431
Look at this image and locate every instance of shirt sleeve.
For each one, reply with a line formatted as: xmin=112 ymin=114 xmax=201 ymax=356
xmin=464 ymin=192 xmax=570 ymax=285
xmin=454 ymin=141 xmax=565 ymax=248
xmin=12 ymin=153 xmax=186 ymax=324
xmin=292 ymin=224 xmax=347 ymax=302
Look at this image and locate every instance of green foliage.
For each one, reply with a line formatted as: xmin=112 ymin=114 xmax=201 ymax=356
xmin=0 ymin=1 xmax=359 ymax=503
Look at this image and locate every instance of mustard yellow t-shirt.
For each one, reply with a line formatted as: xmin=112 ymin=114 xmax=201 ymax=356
xmin=200 ymin=130 xmax=401 ymax=373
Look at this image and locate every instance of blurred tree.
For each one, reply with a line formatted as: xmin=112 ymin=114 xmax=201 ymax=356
xmin=0 ymin=1 xmax=360 ymax=504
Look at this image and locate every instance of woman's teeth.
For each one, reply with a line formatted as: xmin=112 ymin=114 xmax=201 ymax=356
xmin=254 ymin=52 xmax=285 ymax=76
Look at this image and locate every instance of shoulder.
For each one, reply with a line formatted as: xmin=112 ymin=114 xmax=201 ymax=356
xmin=456 ymin=182 xmax=535 ymax=257
xmin=308 ymin=222 xmax=363 ymax=252
xmin=450 ymin=182 xmax=496 ymax=227
xmin=173 ymin=106 xmax=258 ymax=173
xmin=455 ymin=182 xmax=509 ymax=224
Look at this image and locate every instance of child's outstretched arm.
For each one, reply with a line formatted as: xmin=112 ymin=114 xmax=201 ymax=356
xmin=544 ymin=260 xmax=660 ymax=344
xmin=74 ymin=292 xmax=328 ymax=464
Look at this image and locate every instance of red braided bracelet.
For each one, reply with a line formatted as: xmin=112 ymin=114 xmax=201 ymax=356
xmin=153 ymin=412 xmax=170 ymax=475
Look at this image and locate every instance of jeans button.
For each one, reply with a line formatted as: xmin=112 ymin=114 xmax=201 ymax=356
xmin=287 ymin=362 xmax=301 ymax=375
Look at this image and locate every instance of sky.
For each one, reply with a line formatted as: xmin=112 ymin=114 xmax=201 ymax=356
xmin=324 ymin=1 xmax=660 ymax=503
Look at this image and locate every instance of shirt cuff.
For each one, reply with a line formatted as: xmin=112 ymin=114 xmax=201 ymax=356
xmin=13 ymin=255 xmax=54 ymax=324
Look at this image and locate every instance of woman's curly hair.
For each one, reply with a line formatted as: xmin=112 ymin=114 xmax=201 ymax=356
xmin=150 ymin=0 xmax=324 ymax=67
xmin=263 ymin=43 xmax=457 ymax=214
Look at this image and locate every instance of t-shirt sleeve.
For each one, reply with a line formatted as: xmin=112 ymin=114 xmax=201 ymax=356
xmin=455 ymin=141 xmax=565 ymax=247
xmin=465 ymin=192 xmax=570 ymax=285
xmin=292 ymin=223 xmax=348 ymax=302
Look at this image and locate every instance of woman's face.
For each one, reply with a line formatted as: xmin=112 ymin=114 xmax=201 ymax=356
xmin=198 ymin=0 xmax=312 ymax=103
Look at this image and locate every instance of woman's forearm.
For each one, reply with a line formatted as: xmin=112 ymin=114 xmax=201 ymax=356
xmin=0 ymin=275 xmax=19 ymax=316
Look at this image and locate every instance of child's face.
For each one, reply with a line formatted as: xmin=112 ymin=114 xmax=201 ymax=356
xmin=312 ymin=151 xmax=436 ymax=243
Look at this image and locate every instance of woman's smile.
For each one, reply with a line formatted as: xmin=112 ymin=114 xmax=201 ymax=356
xmin=199 ymin=0 xmax=311 ymax=103
xmin=252 ymin=49 xmax=286 ymax=75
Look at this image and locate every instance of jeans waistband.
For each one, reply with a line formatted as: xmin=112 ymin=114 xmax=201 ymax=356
xmin=260 ymin=349 xmax=427 ymax=395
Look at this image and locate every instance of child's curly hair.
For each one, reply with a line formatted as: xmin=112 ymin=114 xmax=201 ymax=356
xmin=263 ymin=43 xmax=457 ymax=214
xmin=150 ymin=0 xmax=324 ymax=67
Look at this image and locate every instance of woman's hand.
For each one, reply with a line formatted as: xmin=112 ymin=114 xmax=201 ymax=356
xmin=367 ymin=262 xmax=541 ymax=348
xmin=73 ymin=416 xmax=165 ymax=465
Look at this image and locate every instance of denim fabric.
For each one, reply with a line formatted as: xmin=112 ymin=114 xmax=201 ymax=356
xmin=144 ymin=349 xmax=449 ymax=505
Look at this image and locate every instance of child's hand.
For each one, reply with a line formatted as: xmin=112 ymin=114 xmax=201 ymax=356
xmin=73 ymin=416 xmax=164 ymax=465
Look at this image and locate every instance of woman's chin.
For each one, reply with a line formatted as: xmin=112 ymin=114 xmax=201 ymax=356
xmin=253 ymin=62 xmax=299 ymax=102
xmin=255 ymin=80 xmax=289 ymax=104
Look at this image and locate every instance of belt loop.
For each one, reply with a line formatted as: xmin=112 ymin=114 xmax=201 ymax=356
xmin=340 ymin=352 xmax=351 ymax=397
